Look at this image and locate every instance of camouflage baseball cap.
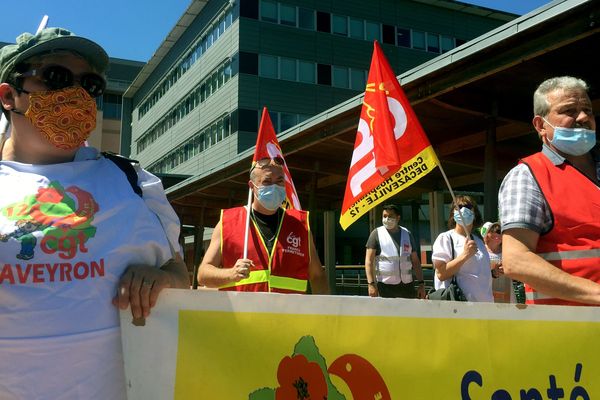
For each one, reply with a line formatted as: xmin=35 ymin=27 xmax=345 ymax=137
xmin=0 ymin=27 xmax=108 ymax=84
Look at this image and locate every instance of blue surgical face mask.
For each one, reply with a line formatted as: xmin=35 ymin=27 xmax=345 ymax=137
xmin=542 ymin=117 xmax=596 ymax=156
xmin=454 ymin=207 xmax=475 ymax=226
xmin=254 ymin=184 xmax=286 ymax=211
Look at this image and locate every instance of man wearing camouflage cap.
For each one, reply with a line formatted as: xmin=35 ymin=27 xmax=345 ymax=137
xmin=0 ymin=27 xmax=189 ymax=399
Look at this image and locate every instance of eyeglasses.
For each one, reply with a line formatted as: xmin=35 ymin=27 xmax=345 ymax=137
xmin=17 ymin=65 xmax=106 ymax=98
xmin=490 ymin=227 xmax=501 ymax=234
xmin=456 ymin=204 xmax=473 ymax=210
xmin=251 ymin=157 xmax=285 ymax=171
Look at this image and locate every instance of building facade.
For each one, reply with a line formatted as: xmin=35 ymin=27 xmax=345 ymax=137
xmin=122 ymin=0 xmax=514 ymax=176
xmin=89 ymin=58 xmax=144 ymax=153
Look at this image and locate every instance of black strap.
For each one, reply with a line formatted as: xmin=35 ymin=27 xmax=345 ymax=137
xmin=102 ymin=152 xmax=143 ymax=198
xmin=448 ymin=232 xmax=458 ymax=285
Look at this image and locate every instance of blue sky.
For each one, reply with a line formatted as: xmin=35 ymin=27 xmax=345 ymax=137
xmin=1 ymin=0 xmax=551 ymax=62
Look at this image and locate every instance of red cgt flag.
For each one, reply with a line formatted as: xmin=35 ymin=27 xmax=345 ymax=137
xmin=253 ymin=107 xmax=302 ymax=210
xmin=340 ymin=41 xmax=439 ymax=230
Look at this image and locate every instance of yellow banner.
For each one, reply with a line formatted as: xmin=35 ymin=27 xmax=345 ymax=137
xmin=121 ymin=290 xmax=600 ymax=400
xmin=339 ymin=146 xmax=439 ymax=230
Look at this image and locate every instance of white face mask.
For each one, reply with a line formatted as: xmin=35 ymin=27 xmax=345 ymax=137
xmin=382 ymin=217 xmax=397 ymax=230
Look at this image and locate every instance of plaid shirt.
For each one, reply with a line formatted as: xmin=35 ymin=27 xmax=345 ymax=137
xmin=499 ymin=144 xmax=600 ymax=235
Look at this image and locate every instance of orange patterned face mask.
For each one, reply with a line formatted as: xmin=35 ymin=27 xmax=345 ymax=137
xmin=24 ymin=86 xmax=97 ymax=150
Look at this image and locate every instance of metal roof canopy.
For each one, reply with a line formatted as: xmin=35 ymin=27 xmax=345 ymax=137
xmin=167 ymin=0 xmax=600 ymax=228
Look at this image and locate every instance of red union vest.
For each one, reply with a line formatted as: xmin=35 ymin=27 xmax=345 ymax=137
xmin=220 ymin=206 xmax=310 ymax=293
xmin=520 ymin=152 xmax=600 ymax=306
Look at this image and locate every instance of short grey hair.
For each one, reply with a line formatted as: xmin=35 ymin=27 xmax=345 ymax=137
xmin=533 ymin=76 xmax=589 ymax=117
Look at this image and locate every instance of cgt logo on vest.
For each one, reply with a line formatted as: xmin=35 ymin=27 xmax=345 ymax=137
xmin=284 ymin=232 xmax=304 ymax=257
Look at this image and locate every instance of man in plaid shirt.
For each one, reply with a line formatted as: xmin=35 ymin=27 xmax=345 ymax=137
xmin=498 ymin=76 xmax=599 ymax=306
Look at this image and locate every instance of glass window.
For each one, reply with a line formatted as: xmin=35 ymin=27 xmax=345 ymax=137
xmin=298 ymin=60 xmax=315 ymax=83
xmin=212 ymin=73 xmax=219 ymax=92
xmin=298 ymin=8 xmax=315 ymax=30
xmin=204 ymin=129 xmax=210 ymax=148
xmin=219 ymin=19 xmax=225 ymax=35
xmin=332 ymin=66 xmax=349 ymax=88
xmin=223 ymin=115 xmax=231 ymax=138
xmin=332 ymin=15 xmax=347 ymax=36
xmin=441 ymin=35 xmax=454 ymax=53
xmin=280 ymin=4 xmax=296 ymax=26
xmin=280 ymin=57 xmax=296 ymax=81
xmin=225 ymin=12 xmax=233 ymax=28
xmin=269 ymin=111 xmax=279 ymax=131
xmin=218 ymin=66 xmax=225 ymax=87
xmin=350 ymin=69 xmax=365 ymax=91
xmin=412 ymin=30 xmax=426 ymax=50
xmin=224 ymin=63 xmax=232 ymax=82
xmin=217 ymin=121 xmax=224 ymax=142
xmin=260 ymin=0 xmax=277 ymax=23
xmin=259 ymin=54 xmax=278 ymax=78
xmin=427 ymin=33 xmax=440 ymax=53
xmin=397 ymin=27 xmax=410 ymax=48
xmin=365 ymin=21 xmax=380 ymax=42
xmin=280 ymin=113 xmax=297 ymax=131
xmin=200 ymin=83 xmax=206 ymax=102
xmin=211 ymin=123 xmax=217 ymax=145
xmin=349 ymin=18 xmax=363 ymax=40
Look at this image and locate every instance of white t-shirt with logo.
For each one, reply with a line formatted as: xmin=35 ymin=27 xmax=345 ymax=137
xmin=0 ymin=147 xmax=180 ymax=399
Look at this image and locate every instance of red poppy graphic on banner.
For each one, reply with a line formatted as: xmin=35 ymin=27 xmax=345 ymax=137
xmin=253 ymin=107 xmax=301 ymax=210
xmin=340 ymin=41 xmax=439 ymax=230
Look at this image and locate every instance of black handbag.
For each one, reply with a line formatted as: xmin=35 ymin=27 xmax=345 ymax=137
xmin=427 ymin=233 xmax=467 ymax=302
xmin=427 ymin=276 xmax=466 ymax=301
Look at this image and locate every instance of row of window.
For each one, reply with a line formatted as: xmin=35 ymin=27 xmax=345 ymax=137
xmin=148 ymin=113 xmax=233 ymax=174
xmin=258 ymin=54 xmax=367 ymax=90
xmin=136 ymin=59 xmax=234 ymax=153
xmin=265 ymin=110 xmax=311 ymax=134
xmin=138 ymin=8 xmax=235 ymax=119
xmin=258 ymin=0 xmax=464 ymax=53
xmin=146 ymin=109 xmax=310 ymax=174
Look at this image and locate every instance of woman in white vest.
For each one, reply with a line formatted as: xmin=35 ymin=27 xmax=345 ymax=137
xmin=431 ymin=196 xmax=493 ymax=302
xmin=365 ymin=204 xmax=425 ymax=299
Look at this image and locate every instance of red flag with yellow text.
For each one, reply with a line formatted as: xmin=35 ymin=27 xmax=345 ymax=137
xmin=340 ymin=41 xmax=439 ymax=230
xmin=253 ymin=107 xmax=302 ymax=210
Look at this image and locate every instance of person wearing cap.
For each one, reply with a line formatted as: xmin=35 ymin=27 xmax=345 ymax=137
xmin=481 ymin=222 xmax=515 ymax=303
xmin=198 ymin=157 xmax=329 ymax=294
xmin=0 ymin=28 xmax=190 ymax=399
xmin=498 ymin=76 xmax=599 ymax=306
xmin=364 ymin=204 xmax=425 ymax=299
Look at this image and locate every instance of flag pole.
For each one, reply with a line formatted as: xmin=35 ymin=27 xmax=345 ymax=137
xmin=36 ymin=15 xmax=49 ymax=34
xmin=436 ymin=161 xmax=471 ymax=236
xmin=242 ymin=187 xmax=252 ymax=258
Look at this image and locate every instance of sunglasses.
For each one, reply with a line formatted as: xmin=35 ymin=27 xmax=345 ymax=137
xmin=18 ymin=65 xmax=106 ymax=98
xmin=456 ymin=204 xmax=473 ymax=210
xmin=251 ymin=157 xmax=285 ymax=170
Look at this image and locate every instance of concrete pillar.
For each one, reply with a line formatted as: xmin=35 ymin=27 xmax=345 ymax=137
xmin=484 ymin=102 xmax=499 ymax=222
xmin=323 ymin=210 xmax=336 ymax=295
xmin=428 ymin=191 xmax=446 ymax=242
xmin=191 ymin=210 xmax=205 ymax=289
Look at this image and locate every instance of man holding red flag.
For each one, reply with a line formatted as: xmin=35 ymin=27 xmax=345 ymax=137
xmin=197 ymin=109 xmax=329 ymax=294
xmin=340 ymin=41 xmax=439 ymax=230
